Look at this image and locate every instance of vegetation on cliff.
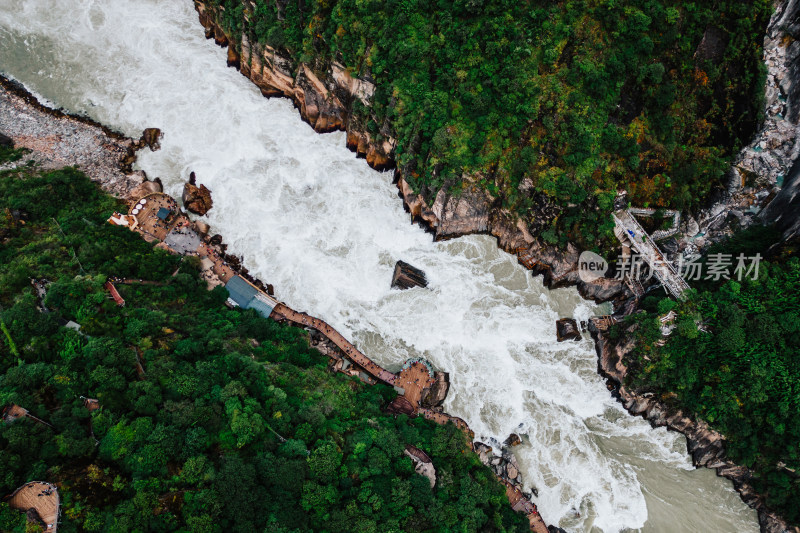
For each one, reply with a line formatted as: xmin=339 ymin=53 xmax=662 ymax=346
xmin=207 ymin=0 xmax=771 ymax=248
xmin=621 ymin=227 xmax=800 ymax=523
xmin=0 ymin=162 xmax=528 ymax=531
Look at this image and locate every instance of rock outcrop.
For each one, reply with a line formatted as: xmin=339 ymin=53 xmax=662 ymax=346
xmin=182 ymin=182 xmax=213 ymax=216
xmin=555 ymin=318 xmax=581 ymax=342
xmin=474 ymin=441 xmax=534 ymax=497
xmin=391 ymin=260 xmax=428 ymax=290
xmin=419 ymin=371 xmax=449 ymax=409
xmin=761 ymin=158 xmax=800 ymax=243
xmin=403 ymin=445 xmax=436 ymax=489
xmin=137 ymin=127 xmax=162 ymax=151
xmin=195 ymin=2 xmax=394 ymax=167
xmin=192 ymin=220 xmax=210 ymax=237
xmin=590 ymin=319 xmax=799 ymax=533
xmin=127 ymin=178 xmax=163 ymax=202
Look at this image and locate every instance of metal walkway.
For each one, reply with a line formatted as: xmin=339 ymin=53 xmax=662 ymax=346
xmin=613 ymin=210 xmax=689 ymax=299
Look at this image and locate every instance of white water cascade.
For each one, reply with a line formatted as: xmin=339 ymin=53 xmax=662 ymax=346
xmin=0 ymin=1 xmax=758 ymax=531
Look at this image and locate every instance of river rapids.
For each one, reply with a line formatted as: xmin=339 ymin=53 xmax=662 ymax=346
xmin=0 ymin=1 xmax=758 ymax=531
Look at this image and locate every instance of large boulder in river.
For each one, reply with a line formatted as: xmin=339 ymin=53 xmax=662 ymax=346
xmin=556 ymin=318 xmax=581 ymax=342
xmin=391 ymin=260 xmax=428 ymax=290
xmin=420 ymin=371 xmax=449 ymax=408
xmin=183 ymin=182 xmax=213 ymax=216
xmin=140 ymin=128 xmax=162 ymax=151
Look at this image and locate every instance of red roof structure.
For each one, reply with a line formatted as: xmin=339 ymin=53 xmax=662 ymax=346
xmin=103 ymin=281 xmax=125 ymax=307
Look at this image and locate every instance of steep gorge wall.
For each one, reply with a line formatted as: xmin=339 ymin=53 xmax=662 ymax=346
xmin=757 ymin=0 xmax=800 ymax=244
xmin=590 ymin=321 xmax=798 ymax=533
xmin=195 ymin=2 xmax=394 ymax=170
xmin=193 ymin=0 xmax=629 ymax=305
xmin=698 ymin=0 xmax=800 ymax=248
xmin=194 ymin=1 xmax=800 ymax=531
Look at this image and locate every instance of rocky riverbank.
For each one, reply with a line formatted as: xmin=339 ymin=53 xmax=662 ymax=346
xmin=192 ymin=1 xmax=800 ymax=531
xmin=589 ymin=319 xmax=797 ymax=533
xmin=0 ymin=75 xmax=164 ymax=199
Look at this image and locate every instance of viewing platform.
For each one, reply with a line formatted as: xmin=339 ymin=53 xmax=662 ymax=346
xmin=7 ymin=481 xmax=60 ymax=532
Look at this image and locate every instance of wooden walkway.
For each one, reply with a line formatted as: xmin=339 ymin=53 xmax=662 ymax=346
xmin=2 ymin=404 xmax=52 ymax=428
xmin=417 ymin=407 xmax=472 ymax=436
xmin=103 ymin=281 xmax=125 ymax=306
xmin=7 ymin=481 xmax=59 ymax=532
xmin=501 ymin=479 xmax=549 ymax=533
xmin=271 ymin=303 xmax=397 ymax=385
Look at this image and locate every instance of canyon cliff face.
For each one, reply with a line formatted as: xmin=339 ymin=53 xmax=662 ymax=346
xmin=193 ymin=0 xmax=629 ymax=304
xmin=590 ymin=321 xmax=799 ymax=533
xmin=759 ymin=0 xmax=800 ymax=246
xmin=195 ymin=2 xmax=394 ymax=171
xmin=193 ymin=1 xmax=800 ymax=530
xmin=692 ymin=0 xmax=800 ymax=251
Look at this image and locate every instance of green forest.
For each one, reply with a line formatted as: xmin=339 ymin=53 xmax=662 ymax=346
xmin=622 ymin=228 xmax=800 ymax=523
xmin=206 ymin=0 xmax=772 ymax=248
xmin=0 ymin=159 xmax=529 ymax=531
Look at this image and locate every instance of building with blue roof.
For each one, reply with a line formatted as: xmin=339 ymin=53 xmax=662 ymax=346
xmin=224 ymin=275 xmax=277 ymax=318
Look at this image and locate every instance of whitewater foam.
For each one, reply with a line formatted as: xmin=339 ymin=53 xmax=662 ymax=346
xmin=0 ymin=1 xmax=758 ymax=530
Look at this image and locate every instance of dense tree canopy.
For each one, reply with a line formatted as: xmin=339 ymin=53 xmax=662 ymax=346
xmin=623 ymin=228 xmax=800 ymax=523
xmin=208 ymin=0 xmax=772 ymax=248
xmin=0 ymin=161 xmax=528 ymax=532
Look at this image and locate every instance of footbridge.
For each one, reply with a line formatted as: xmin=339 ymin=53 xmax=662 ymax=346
xmin=613 ymin=210 xmax=689 ymax=300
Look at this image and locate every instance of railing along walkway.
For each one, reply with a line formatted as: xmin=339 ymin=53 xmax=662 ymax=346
xmin=613 ymin=210 xmax=689 ymax=299
xmin=271 ymin=303 xmax=397 ymax=386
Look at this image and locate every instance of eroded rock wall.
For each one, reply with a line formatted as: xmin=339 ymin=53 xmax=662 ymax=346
xmin=195 ymin=1 xmax=394 ymax=170
xmin=590 ymin=320 xmax=799 ymax=533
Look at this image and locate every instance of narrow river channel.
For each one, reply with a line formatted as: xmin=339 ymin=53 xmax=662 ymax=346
xmin=0 ymin=1 xmax=759 ymax=531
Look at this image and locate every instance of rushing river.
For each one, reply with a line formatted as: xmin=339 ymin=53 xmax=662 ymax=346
xmin=0 ymin=1 xmax=759 ymax=531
